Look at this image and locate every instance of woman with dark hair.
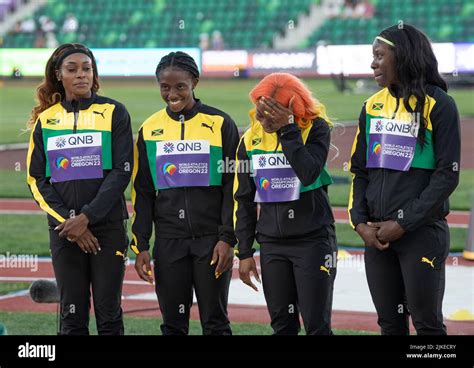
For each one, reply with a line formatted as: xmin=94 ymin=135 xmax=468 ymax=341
xmin=27 ymin=43 xmax=133 ymax=335
xmin=234 ymin=73 xmax=336 ymax=335
xmin=131 ymin=51 xmax=239 ymax=335
xmin=349 ymin=24 xmax=461 ymax=335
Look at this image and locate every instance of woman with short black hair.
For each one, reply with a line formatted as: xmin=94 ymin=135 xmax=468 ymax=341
xmin=131 ymin=51 xmax=239 ymax=335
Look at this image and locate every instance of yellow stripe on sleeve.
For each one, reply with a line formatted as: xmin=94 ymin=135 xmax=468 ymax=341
xmin=347 ymin=127 xmax=360 ymax=229
xmin=26 ymin=121 xmax=66 ymax=223
xmin=129 ymin=136 xmax=140 ymax=252
xmin=232 ymin=140 xmax=243 ymax=230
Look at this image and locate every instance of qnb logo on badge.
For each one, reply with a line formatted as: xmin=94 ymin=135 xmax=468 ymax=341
xmin=162 ymin=162 xmax=177 ymax=175
xmin=163 ymin=142 xmax=174 ymax=153
xmin=156 ymin=140 xmax=210 ymax=189
xmin=252 ymin=153 xmax=301 ymax=203
xmin=375 ymin=120 xmax=383 ymax=132
xmin=47 ymin=132 xmax=103 ymax=183
xmin=367 ymin=118 xmax=419 ymax=172
xmin=55 ymin=137 xmax=66 ymax=148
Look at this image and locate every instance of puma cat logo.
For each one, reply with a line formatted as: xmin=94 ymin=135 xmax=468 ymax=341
xmin=201 ymin=122 xmax=214 ymax=133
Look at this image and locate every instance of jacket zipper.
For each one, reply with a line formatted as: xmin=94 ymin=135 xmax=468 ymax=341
xmin=72 ymin=100 xmax=79 ymax=133
xmin=72 ymin=101 xmax=79 ymax=215
xmin=274 ymin=134 xmax=280 ymax=153
xmin=379 ymin=168 xmax=385 ymax=220
xmin=274 ymin=133 xmax=283 ymax=237
xmin=181 ymin=118 xmax=195 ymax=239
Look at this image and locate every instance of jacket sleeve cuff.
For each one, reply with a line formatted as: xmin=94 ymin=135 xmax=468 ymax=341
xmin=396 ymin=218 xmax=411 ymax=232
xmin=218 ymin=225 xmax=237 ymax=247
xmin=80 ymin=205 xmax=98 ymax=225
xmin=279 ymin=123 xmax=299 ymax=137
xmin=352 ymin=218 xmax=368 ymax=230
xmin=130 ymin=242 xmax=150 ymax=255
xmin=235 ymin=246 xmax=256 ymax=260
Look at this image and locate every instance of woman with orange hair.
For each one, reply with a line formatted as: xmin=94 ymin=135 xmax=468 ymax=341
xmin=233 ymin=73 xmax=337 ymax=335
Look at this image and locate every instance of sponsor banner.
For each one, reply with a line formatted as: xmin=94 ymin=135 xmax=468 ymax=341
xmin=3 ymin=43 xmax=469 ymax=77
xmin=250 ymin=50 xmax=316 ymax=71
xmin=201 ymin=50 xmax=317 ymax=77
xmin=202 ymin=50 xmax=248 ymax=73
xmin=1 ymin=48 xmax=200 ymax=77
xmin=455 ymin=43 xmax=474 ymax=72
xmin=316 ymin=43 xmax=460 ymax=75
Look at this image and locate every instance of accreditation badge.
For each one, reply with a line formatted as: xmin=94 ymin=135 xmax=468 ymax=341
xmin=252 ymin=153 xmax=301 ymax=203
xmin=367 ymin=118 xmax=419 ymax=171
xmin=156 ymin=140 xmax=210 ymax=189
xmin=47 ymin=132 xmax=103 ymax=183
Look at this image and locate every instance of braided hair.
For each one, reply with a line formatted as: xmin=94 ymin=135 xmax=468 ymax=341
xmin=155 ymin=51 xmax=199 ymax=80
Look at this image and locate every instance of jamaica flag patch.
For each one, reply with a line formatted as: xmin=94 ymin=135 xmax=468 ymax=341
xmin=46 ymin=118 xmax=60 ymax=125
xmin=252 ymin=137 xmax=262 ymax=146
xmin=372 ymin=103 xmax=384 ymax=111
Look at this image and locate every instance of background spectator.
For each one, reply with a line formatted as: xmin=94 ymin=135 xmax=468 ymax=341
xmin=211 ymin=30 xmax=224 ymax=50
xmin=62 ymin=13 xmax=78 ymax=33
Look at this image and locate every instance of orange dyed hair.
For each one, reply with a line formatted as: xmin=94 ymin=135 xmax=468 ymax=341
xmin=249 ymin=73 xmax=331 ymax=129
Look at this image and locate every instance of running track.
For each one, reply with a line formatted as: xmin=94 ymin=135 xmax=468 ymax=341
xmin=0 ymin=199 xmax=472 ymax=334
xmin=1 ymin=258 xmax=473 ymax=334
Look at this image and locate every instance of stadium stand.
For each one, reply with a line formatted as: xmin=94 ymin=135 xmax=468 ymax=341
xmin=2 ymin=0 xmax=315 ymax=48
xmin=2 ymin=0 xmax=473 ymax=48
xmin=305 ymin=0 xmax=474 ymax=46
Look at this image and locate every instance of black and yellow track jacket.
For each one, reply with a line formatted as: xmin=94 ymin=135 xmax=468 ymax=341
xmin=130 ymin=100 xmax=239 ymax=255
xmin=349 ymin=85 xmax=460 ymax=231
xmin=27 ymin=93 xmax=133 ymax=227
xmin=233 ymin=111 xmax=334 ymax=260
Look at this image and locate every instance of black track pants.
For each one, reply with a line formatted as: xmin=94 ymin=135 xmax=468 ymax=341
xmin=153 ymin=235 xmax=232 ymax=335
xmin=259 ymin=225 xmax=337 ymax=335
xmin=365 ymin=220 xmax=450 ymax=335
xmin=50 ymin=220 xmax=128 ymax=335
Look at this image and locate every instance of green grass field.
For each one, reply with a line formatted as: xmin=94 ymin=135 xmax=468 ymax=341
xmin=1 ymin=78 xmax=473 ymax=144
xmin=1 ymin=168 xmax=473 ymax=210
xmin=0 ymin=213 xmax=467 ymax=256
xmin=0 ymin=311 xmax=375 ymax=335
xmin=0 ymin=282 xmax=30 ymax=296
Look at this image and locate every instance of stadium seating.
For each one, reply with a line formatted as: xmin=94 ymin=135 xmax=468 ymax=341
xmin=2 ymin=0 xmax=315 ymax=48
xmin=2 ymin=0 xmax=473 ymax=48
xmin=305 ymin=0 xmax=474 ymax=46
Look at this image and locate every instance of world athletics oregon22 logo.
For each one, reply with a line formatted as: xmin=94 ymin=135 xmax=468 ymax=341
xmin=55 ymin=157 xmax=70 ymax=169
xmin=371 ymin=141 xmax=382 ymax=155
xmin=259 ymin=177 xmax=270 ymax=190
xmin=162 ymin=162 xmax=177 ymax=175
